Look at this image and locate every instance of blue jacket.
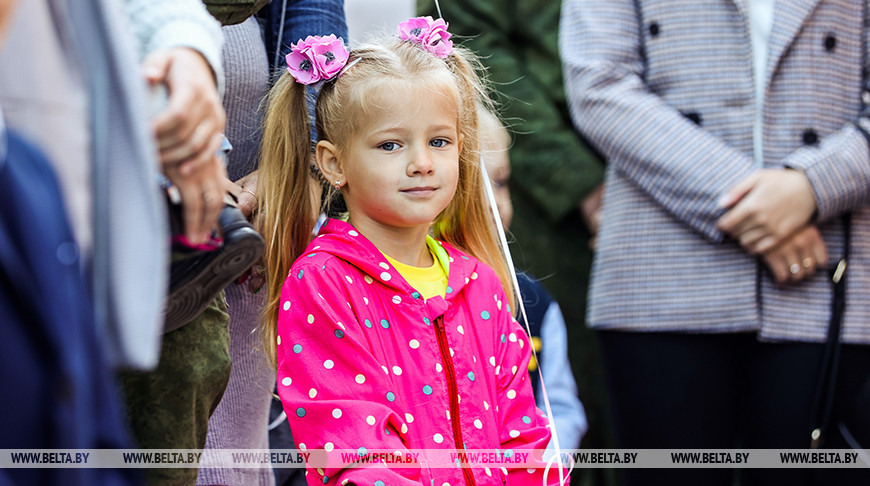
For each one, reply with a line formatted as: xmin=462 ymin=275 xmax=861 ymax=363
xmin=516 ymin=273 xmax=587 ymax=451
xmin=0 ymin=128 xmax=136 ymax=486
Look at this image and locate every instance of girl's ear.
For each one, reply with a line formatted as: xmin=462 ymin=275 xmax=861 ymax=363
xmin=316 ymin=140 xmax=344 ymax=184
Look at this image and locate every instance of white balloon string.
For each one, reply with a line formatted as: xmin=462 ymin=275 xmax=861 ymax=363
xmin=479 ymin=158 xmax=571 ymax=486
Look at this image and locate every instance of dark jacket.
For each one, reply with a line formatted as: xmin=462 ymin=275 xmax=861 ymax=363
xmin=0 ymin=130 xmax=136 ymax=486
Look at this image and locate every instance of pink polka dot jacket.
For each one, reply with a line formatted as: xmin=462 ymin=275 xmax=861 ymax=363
xmin=276 ymin=219 xmax=559 ymax=486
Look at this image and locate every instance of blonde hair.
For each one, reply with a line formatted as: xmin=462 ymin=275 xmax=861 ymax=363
xmin=258 ymin=36 xmax=515 ymax=366
xmin=478 ymin=104 xmax=511 ymax=159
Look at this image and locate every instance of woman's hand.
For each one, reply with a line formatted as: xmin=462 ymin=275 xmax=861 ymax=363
xmin=716 ymin=168 xmax=818 ymax=254
xmin=579 ymin=183 xmax=604 ymax=250
xmin=233 ymin=170 xmax=259 ymax=219
xmin=761 ymin=224 xmax=828 ymax=284
xmin=227 ymin=171 xmax=263 ymax=293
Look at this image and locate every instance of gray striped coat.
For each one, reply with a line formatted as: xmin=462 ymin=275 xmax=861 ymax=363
xmin=560 ymin=0 xmax=870 ymax=343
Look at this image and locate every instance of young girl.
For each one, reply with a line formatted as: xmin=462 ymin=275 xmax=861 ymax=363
xmin=258 ymin=17 xmax=558 ymax=486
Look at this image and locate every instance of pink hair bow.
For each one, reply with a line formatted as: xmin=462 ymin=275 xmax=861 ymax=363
xmin=398 ymin=16 xmax=454 ymax=58
xmin=285 ymin=34 xmax=351 ymax=85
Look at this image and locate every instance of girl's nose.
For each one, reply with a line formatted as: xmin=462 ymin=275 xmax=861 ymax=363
xmin=409 ymin=147 xmax=435 ymax=175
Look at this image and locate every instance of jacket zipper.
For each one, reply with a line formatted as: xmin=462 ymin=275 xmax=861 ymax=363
xmin=433 ymin=315 xmax=477 ymax=486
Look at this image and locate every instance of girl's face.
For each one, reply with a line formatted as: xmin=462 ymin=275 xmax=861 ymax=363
xmin=481 ymin=118 xmax=513 ymax=230
xmin=328 ymin=79 xmax=462 ymax=234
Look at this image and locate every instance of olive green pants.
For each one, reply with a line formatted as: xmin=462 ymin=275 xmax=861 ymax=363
xmin=120 ymin=293 xmax=232 ymax=486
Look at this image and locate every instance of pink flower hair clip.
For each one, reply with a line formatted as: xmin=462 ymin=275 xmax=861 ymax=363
xmin=398 ymin=16 xmax=454 ymax=58
xmin=285 ymin=34 xmax=352 ymax=85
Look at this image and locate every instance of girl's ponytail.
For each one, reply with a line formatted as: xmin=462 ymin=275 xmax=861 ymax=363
xmin=258 ymin=74 xmax=318 ymax=366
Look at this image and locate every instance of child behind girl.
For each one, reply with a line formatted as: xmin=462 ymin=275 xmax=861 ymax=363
xmin=258 ymin=17 xmax=559 ymax=486
xmin=479 ymin=107 xmax=588 ymax=454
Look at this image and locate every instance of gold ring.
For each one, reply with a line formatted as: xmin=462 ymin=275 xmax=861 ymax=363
xmin=802 ymin=257 xmax=814 ymax=269
xmin=789 ymin=263 xmax=801 ymax=275
xmin=242 ymin=189 xmax=257 ymax=199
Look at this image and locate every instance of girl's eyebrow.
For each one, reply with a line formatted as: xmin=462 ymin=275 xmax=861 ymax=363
xmin=369 ymin=124 xmax=457 ymax=138
xmin=369 ymin=127 xmax=407 ymax=137
xmin=429 ymin=124 xmax=458 ymax=132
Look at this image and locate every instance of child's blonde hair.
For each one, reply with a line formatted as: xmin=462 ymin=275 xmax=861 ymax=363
xmin=258 ymin=35 xmax=515 ymax=365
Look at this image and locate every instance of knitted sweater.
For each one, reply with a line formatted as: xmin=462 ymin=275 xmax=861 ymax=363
xmin=124 ymin=0 xmax=225 ymax=95
xmin=196 ymin=17 xmax=274 ymax=486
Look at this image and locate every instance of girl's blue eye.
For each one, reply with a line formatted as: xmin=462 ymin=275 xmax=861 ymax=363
xmin=379 ymin=142 xmax=398 ymax=151
xmin=430 ymin=138 xmax=448 ymax=148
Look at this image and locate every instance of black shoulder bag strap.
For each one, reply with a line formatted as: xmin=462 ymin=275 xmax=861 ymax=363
xmin=808 ymin=213 xmax=850 ymax=449
xmin=809 ymin=1 xmax=869 ymax=449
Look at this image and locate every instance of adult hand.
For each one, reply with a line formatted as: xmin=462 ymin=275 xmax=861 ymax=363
xmin=144 ymin=47 xmax=226 ymax=174
xmin=163 ymin=155 xmax=227 ymax=245
xmin=225 ymin=172 xmax=264 ymax=293
xmin=579 ymin=183 xmax=604 ymax=249
xmin=761 ymin=224 xmax=828 ymax=284
xmin=143 ymin=46 xmax=227 ymax=245
xmin=233 ymin=170 xmax=259 ymax=220
xmin=716 ymin=169 xmax=818 ymax=254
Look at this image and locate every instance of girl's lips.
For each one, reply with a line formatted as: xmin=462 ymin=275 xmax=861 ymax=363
xmin=401 ymin=186 xmax=437 ymax=194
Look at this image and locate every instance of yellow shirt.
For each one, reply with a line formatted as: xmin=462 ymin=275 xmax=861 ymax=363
xmin=383 ymin=236 xmax=450 ymax=300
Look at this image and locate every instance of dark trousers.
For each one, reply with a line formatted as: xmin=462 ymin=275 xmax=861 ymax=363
xmin=597 ymin=330 xmax=870 ymax=486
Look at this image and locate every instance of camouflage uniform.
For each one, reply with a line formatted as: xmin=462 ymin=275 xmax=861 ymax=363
xmin=120 ymin=294 xmax=231 ymax=486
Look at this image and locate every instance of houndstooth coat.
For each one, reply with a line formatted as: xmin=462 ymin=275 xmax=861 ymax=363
xmin=560 ymin=0 xmax=870 ymax=343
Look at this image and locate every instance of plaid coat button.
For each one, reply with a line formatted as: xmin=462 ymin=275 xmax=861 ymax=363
xmin=824 ymin=34 xmax=837 ymax=52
